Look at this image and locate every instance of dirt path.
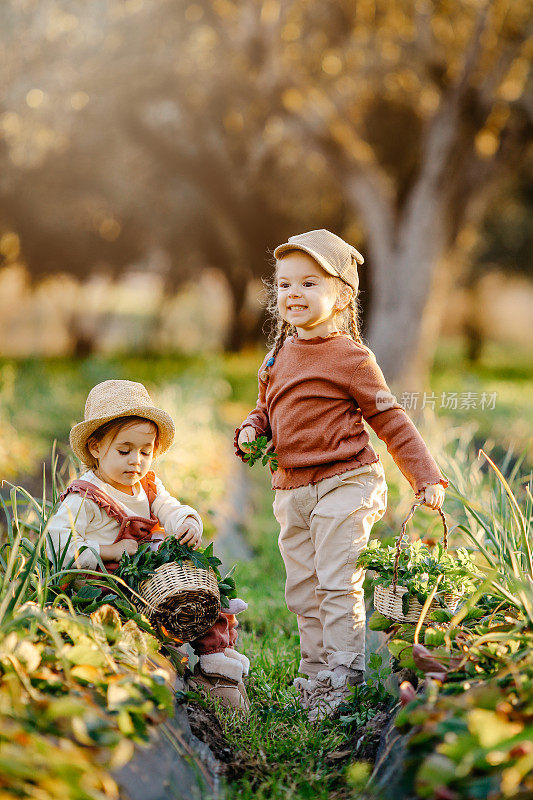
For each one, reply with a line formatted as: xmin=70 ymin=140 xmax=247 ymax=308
xmin=210 ymin=465 xmax=253 ymax=571
xmin=114 ymin=670 xmax=220 ymax=800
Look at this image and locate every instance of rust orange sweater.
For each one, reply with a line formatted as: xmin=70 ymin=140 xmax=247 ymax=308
xmin=235 ymin=333 xmax=448 ymax=493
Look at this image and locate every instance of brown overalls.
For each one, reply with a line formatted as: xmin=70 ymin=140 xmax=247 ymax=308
xmin=61 ymin=470 xmax=237 ymax=654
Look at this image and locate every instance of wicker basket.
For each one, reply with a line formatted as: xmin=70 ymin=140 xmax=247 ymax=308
xmin=374 ymin=583 xmax=463 ymax=624
xmin=136 ymin=561 xmax=221 ymax=641
xmin=373 ymin=498 xmax=463 ymax=624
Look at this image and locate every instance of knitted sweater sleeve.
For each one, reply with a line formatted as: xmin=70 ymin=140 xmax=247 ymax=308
xmin=234 ymin=357 xmax=272 ymax=461
xmin=350 ymin=354 xmax=448 ymax=495
xmin=152 ymin=477 xmax=203 ymax=536
xmin=46 ymin=495 xmax=101 ymax=571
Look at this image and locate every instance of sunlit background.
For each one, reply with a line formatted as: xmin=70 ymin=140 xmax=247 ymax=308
xmin=0 ymin=0 xmax=531 ymax=483
xmin=0 ymin=1 xmax=531 ymax=373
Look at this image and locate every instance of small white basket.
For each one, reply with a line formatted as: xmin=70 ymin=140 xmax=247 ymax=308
xmin=373 ymin=499 xmax=462 ymax=624
xmin=374 ymin=583 xmax=463 ymax=624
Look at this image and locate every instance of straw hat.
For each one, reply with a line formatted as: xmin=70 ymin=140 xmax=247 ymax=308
xmin=274 ymin=229 xmax=364 ymax=293
xmin=70 ymin=380 xmax=175 ymax=466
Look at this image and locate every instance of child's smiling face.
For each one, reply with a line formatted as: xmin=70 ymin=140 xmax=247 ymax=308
xmin=87 ymin=420 xmax=157 ymax=494
xmin=276 ymin=251 xmax=349 ymax=339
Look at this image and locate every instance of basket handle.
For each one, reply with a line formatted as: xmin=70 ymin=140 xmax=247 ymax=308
xmin=391 ymin=499 xmax=449 ymax=594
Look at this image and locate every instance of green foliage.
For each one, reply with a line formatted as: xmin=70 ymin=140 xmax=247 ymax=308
xmin=358 ymin=538 xmax=482 ymax=614
xmin=373 ymin=443 xmax=533 ymax=799
xmin=115 ymin=538 xmax=237 ymax=607
xmin=0 ymin=602 xmax=175 ymax=799
xmin=451 ymin=449 xmax=533 ymax=625
xmin=241 ymin=436 xmax=278 ymax=472
xmin=368 ymin=610 xmax=394 ymax=631
xmin=395 ymin=650 xmax=533 ymax=799
xmin=339 ymin=653 xmax=394 ymax=729
xmin=0 ymin=478 xmax=157 ymax=642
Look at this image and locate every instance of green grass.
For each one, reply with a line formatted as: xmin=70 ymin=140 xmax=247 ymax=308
xmin=431 ymin=337 xmax=532 ymax=457
xmin=219 ymin=469 xmax=362 ymax=800
xmin=0 ymin=351 xmax=221 ymax=444
xmin=233 ymin=471 xmax=294 ymax=638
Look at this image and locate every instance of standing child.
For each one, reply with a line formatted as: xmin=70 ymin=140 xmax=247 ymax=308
xmin=47 ymin=379 xmax=250 ymax=711
xmin=234 ymin=230 xmax=447 ymax=720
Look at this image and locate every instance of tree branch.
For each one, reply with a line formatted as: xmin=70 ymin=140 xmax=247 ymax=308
xmin=451 ymin=0 xmax=492 ymax=101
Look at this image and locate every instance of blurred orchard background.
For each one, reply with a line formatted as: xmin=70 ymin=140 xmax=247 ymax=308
xmin=0 ymin=0 xmax=531 ymax=481
xmin=1 ymin=0 xmax=532 ymax=370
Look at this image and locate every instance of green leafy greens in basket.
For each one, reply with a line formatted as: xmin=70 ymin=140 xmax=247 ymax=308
xmin=241 ymin=436 xmax=278 ymax=471
xmin=358 ymin=539 xmax=482 ymax=615
xmin=115 ymin=539 xmax=237 ymax=608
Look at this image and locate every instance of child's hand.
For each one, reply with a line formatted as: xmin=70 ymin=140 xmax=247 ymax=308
xmin=100 ymin=539 xmax=139 ymax=561
xmin=237 ymin=425 xmax=257 ymax=452
xmin=417 ymin=484 xmax=445 ymax=510
xmin=172 ymin=517 xmax=202 ymax=550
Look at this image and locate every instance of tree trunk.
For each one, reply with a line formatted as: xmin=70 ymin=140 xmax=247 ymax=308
xmin=365 ymin=227 xmax=446 ymax=388
xmin=343 ymin=105 xmax=460 ymax=387
xmin=67 ymin=308 xmax=98 ymax=358
xmin=462 ymin=280 xmax=487 ymax=363
xmin=224 ymin=271 xmax=251 ymax=352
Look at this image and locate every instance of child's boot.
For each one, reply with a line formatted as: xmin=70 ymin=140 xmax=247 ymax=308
xmin=293 ymin=676 xmax=317 ymax=710
xmin=199 ymin=652 xmax=244 ymax=682
xmin=224 ymin=647 xmax=250 ymax=677
xmin=307 ymin=666 xmax=364 ymax=722
xmin=190 ymin=652 xmax=249 ymax=713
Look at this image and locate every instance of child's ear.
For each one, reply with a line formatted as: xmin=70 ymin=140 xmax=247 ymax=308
xmin=87 ymin=438 xmax=100 ymax=460
xmin=336 ymin=284 xmax=352 ymax=311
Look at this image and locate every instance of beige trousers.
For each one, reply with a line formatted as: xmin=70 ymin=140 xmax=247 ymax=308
xmin=273 ymin=460 xmax=388 ymax=677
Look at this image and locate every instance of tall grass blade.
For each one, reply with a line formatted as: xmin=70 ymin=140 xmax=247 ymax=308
xmin=479 ymin=449 xmax=532 ymax=574
xmin=0 ymin=488 xmax=24 ymax=599
xmin=0 ymin=494 xmax=14 ymax=544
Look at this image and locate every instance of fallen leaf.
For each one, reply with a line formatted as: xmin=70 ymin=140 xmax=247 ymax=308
xmin=71 ymin=664 xmax=102 ymax=683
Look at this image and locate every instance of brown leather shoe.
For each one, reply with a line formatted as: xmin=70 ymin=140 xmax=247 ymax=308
xmin=189 ymin=665 xmax=250 ymax=714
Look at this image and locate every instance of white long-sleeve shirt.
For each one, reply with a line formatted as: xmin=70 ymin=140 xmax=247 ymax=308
xmin=46 ymin=470 xmax=203 ymax=571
